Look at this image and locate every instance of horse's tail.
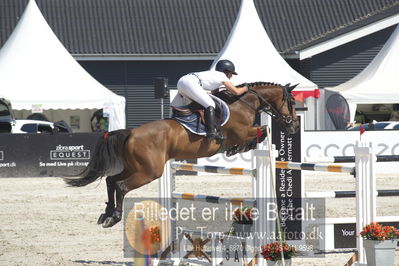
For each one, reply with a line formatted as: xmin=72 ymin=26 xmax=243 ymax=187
xmin=64 ymin=129 xmax=131 ymax=187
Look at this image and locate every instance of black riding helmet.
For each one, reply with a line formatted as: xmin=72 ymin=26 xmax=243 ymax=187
xmin=215 ymin=59 xmax=238 ymax=75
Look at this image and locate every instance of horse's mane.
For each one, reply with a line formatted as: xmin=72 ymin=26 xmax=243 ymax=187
xmin=236 ymin=81 xmax=283 ymax=88
xmin=213 ymin=81 xmax=283 ymax=104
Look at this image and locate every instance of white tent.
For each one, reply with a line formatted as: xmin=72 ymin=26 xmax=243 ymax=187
xmin=210 ymin=0 xmax=318 ymax=94
xmin=0 ymin=0 xmax=126 ymax=131
xmin=326 ymin=24 xmax=399 ymax=122
xmin=210 ymin=0 xmax=319 ymax=129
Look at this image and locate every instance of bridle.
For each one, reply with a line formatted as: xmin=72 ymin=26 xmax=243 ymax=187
xmin=240 ymin=85 xmax=297 ymax=127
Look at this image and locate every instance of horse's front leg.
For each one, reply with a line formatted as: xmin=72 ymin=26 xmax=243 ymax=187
xmin=241 ymin=125 xmax=269 ymax=152
xmin=226 ymin=126 xmax=268 ymax=156
xmin=246 ymin=125 xmax=268 ymax=143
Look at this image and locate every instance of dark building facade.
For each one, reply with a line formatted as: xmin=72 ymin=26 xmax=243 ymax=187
xmin=78 ymin=25 xmax=395 ymax=128
xmin=1 ymin=0 xmax=398 ymax=128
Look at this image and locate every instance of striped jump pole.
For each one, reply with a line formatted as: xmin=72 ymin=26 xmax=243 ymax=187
xmin=275 ymin=161 xmax=355 ymax=174
xmin=306 ymin=189 xmax=399 ymax=198
xmin=171 ymin=192 xmax=256 ymax=207
xmin=158 ymin=135 xmax=276 ymax=266
xmin=170 ymin=162 xmax=256 ymax=176
xmin=304 ymin=154 xmax=399 ymax=163
xmin=171 ymin=161 xmax=355 ymax=175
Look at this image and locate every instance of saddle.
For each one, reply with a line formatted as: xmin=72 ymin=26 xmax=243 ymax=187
xmin=171 ymin=95 xmax=230 ymax=136
xmin=171 ymin=90 xmax=267 ymax=157
xmin=173 ymin=101 xmax=222 ymax=124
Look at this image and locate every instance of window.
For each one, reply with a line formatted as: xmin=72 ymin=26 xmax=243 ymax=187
xmin=0 ymin=122 xmax=11 ymax=133
xmin=20 ymin=123 xmax=38 ymax=133
xmin=38 ymin=124 xmax=53 ymax=133
xmin=0 ymin=102 xmax=11 ymax=117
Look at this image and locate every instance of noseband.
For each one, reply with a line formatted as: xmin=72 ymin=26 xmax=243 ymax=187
xmin=244 ymin=86 xmax=296 ymax=127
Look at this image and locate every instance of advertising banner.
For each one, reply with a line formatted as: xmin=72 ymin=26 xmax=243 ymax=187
xmin=302 ymin=130 xmax=399 ymax=173
xmin=0 ymin=133 xmax=100 ymax=177
xmin=272 ymin=117 xmax=302 ymax=240
xmin=334 ymin=222 xmax=399 ymax=249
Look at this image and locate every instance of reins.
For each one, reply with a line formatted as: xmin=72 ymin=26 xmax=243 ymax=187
xmin=238 ymin=84 xmax=296 ymax=126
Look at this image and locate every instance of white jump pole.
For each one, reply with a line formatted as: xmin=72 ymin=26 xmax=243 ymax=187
xmin=354 ymin=141 xmax=376 ymax=266
xmin=158 ymin=160 xmax=174 ymax=258
xmin=252 ymin=113 xmax=277 ymax=266
xmin=158 ymin=112 xmax=277 ymax=265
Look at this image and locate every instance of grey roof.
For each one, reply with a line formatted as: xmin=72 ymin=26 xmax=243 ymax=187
xmin=1 ymin=0 xmax=398 ymax=56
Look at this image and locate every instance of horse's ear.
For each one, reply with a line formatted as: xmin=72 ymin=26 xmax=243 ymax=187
xmin=287 ymin=83 xmax=299 ymax=92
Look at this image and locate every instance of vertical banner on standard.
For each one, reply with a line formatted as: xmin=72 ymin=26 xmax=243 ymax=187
xmin=272 ymin=116 xmax=302 ymax=240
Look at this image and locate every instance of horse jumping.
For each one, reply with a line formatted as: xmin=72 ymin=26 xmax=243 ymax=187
xmin=64 ymin=82 xmax=300 ymax=228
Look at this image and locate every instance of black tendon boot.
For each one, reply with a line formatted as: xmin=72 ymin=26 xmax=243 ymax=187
xmin=204 ymin=106 xmax=224 ymax=143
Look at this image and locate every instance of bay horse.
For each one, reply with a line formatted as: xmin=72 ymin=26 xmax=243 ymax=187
xmin=64 ymin=82 xmax=300 ymax=228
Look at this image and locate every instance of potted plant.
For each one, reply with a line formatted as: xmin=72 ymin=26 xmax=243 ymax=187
xmin=359 ymin=221 xmax=399 ymax=266
xmin=231 ymin=206 xmax=254 ymax=237
xmin=260 ymin=241 xmax=296 ymax=266
xmin=140 ymin=226 xmax=162 ymax=255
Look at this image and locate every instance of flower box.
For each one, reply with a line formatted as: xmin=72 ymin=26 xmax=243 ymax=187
xmin=360 ymin=222 xmax=399 ymax=266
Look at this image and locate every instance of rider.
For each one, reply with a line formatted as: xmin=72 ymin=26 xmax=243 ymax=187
xmin=171 ymin=59 xmax=248 ymax=142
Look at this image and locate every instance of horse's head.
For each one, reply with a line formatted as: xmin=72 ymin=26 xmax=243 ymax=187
xmin=245 ymin=82 xmax=300 ymax=134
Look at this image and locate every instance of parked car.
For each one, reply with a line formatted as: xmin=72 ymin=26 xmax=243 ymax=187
xmin=348 ymin=121 xmax=399 ymax=131
xmin=0 ymin=98 xmax=72 ymax=133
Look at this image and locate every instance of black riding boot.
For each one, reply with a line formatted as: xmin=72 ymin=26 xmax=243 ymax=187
xmin=205 ymin=106 xmax=224 ymax=143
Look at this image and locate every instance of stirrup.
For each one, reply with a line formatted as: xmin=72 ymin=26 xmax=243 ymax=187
xmin=207 ymin=131 xmax=225 ymax=144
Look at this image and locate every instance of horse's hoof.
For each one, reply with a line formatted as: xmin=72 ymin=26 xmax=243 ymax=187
xmin=102 ymin=217 xmax=116 ymax=228
xmin=102 ymin=211 xmax=122 ymax=228
xmin=97 ymin=213 xmax=108 ymax=224
xmin=226 ymin=145 xmax=240 ymax=157
xmin=98 ymin=202 xmax=115 ymax=224
xmin=102 ymin=216 xmax=121 ymax=228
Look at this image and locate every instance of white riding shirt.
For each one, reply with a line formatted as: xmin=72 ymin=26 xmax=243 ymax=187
xmin=171 ymin=70 xmax=229 ymax=108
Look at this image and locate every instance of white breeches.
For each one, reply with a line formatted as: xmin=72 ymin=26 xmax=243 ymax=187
xmin=175 ymin=75 xmax=215 ymax=108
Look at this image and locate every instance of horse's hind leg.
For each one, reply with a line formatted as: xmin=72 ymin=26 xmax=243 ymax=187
xmin=101 ymin=181 xmax=126 ymax=228
xmin=97 ymin=174 xmax=125 ymax=225
xmin=102 ymin=168 xmax=164 ymax=228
